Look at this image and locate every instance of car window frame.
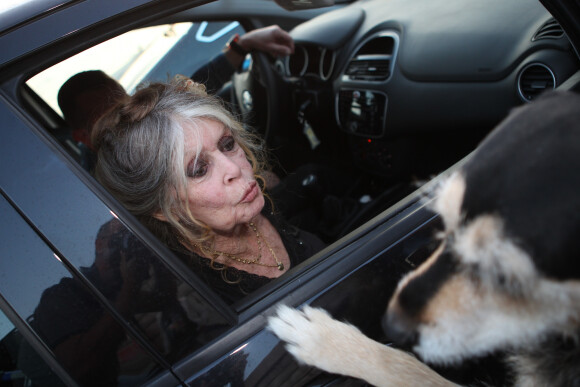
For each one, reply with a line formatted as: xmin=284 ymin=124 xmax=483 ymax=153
xmin=2 ymin=7 xmax=405 ymax=317
xmin=6 ymin=9 xmax=349 ymax=317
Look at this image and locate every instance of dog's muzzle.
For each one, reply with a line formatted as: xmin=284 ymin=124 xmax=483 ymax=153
xmin=382 ymin=309 xmax=419 ymax=350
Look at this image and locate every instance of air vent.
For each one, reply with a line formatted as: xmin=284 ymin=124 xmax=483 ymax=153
xmin=345 ymin=57 xmax=391 ymax=81
xmin=533 ymin=19 xmax=565 ymax=41
xmin=517 ymin=63 xmax=555 ymax=102
xmin=342 ymin=32 xmax=399 ymax=83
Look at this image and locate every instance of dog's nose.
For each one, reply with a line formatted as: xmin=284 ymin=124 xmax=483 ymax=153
xmin=382 ymin=310 xmax=418 ymax=350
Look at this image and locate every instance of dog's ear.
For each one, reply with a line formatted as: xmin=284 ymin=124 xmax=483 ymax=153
xmin=451 ymin=214 xmax=537 ymax=296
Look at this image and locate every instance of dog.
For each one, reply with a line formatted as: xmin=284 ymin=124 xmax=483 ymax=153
xmin=268 ymin=91 xmax=580 ymax=386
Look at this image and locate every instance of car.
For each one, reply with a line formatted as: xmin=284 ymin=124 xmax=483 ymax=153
xmin=0 ymin=0 xmax=578 ymax=385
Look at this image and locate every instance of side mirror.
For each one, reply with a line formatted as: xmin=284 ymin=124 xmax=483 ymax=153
xmin=274 ymin=0 xmax=335 ymax=11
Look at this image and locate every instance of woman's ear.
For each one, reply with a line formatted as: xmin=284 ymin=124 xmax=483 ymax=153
xmin=153 ymin=211 xmax=168 ymax=222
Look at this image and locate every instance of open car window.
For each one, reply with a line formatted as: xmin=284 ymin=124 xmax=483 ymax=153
xmin=22 ymin=18 xmax=320 ymax=309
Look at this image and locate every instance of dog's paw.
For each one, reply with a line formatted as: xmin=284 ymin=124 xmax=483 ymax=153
xmin=268 ymin=305 xmax=456 ymax=387
xmin=267 ymin=305 xmax=366 ymax=374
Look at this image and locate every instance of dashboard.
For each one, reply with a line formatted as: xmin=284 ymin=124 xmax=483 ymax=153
xmin=274 ymin=0 xmax=579 ymax=177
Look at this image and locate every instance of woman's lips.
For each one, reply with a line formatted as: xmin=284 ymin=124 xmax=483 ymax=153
xmin=240 ymin=182 xmax=259 ymax=203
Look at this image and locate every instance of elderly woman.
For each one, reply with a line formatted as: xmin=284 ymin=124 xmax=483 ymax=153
xmin=92 ymin=78 xmax=324 ymax=303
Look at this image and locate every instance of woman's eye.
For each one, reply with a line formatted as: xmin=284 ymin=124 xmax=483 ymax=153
xmin=187 ymin=160 xmax=208 ymax=178
xmin=218 ymin=135 xmax=236 ymax=152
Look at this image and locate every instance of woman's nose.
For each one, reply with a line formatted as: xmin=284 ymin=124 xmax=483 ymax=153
xmin=221 ymin=155 xmax=242 ymax=183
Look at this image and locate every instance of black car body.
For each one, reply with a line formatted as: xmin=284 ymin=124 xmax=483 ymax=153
xmin=0 ymin=0 xmax=579 ymax=385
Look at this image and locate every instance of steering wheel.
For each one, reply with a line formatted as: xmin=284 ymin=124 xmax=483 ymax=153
xmin=231 ymin=51 xmax=284 ymax=143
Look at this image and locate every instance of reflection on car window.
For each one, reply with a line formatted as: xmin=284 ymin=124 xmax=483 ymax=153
xmin=0 ymin=311 xmax=65 ymax=387
xmin=0 ymin=308 xmax=66 ymax=386
xmin=0 ymin=196 xmax=231 ymax=385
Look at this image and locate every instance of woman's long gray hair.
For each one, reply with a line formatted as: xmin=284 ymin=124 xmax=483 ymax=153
xmin=92 ymin=79 xmax=268 ymax=250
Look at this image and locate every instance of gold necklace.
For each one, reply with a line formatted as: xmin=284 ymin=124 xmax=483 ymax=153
xmin=199 ymin=222 xmax=284 ymax=271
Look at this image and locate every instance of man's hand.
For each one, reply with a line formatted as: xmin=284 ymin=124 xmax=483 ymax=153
xmin=239 ymin=25 xmax=295 ymax=57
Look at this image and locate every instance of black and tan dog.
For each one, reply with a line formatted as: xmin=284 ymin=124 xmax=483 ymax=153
xmin=268 ymin=91 xmax=580 ymax=386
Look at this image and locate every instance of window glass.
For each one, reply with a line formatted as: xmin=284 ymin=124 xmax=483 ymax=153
xmin=26 ymin=21 xmax=244 ymax=116
xmin=0 ymin=198 xmax=162 ymax=385
xmin=0 ymin=308 xmax=66 ymax=386
xmin=0 ymin=195 xmax=230 ymax=385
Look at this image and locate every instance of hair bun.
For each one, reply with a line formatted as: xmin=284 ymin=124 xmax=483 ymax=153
xmin=171 ymin=74 xmax=207 ymax=96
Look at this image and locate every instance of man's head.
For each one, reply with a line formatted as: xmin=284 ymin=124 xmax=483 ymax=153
xmin=58 ymin=70 xmax=127 ymax=149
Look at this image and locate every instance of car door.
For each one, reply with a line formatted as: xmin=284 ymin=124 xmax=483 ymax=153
xmin=0 ymin=0 xmax=442 ymax=385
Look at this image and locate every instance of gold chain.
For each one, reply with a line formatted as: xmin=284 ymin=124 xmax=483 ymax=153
xmin=198 ymin=222 xmax=284 ymax=271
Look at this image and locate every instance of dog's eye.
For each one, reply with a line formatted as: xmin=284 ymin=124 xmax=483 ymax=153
xmin=497 ymin=272 xmax=506 ymax=287
xmin=495 ymin=272 xmax=526 ymax=296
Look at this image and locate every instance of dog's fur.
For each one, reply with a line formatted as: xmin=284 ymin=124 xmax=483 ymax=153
xmin=268 ymin=91 xmax=580 ymax=386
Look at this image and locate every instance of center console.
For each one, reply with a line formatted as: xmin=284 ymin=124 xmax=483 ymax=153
xmin=336 ymin=88 xmax=388 ymax=137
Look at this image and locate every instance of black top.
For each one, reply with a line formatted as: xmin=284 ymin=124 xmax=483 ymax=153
xmin=173 ymin=207 xmax=325 ymax=304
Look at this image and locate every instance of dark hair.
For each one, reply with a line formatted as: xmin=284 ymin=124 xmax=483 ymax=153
xmin=58 ymin=70 xmax=126 ymax=130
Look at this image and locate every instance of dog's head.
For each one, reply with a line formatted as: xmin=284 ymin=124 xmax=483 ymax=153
xmin=383 ymin=91 xmax=580 ymax=366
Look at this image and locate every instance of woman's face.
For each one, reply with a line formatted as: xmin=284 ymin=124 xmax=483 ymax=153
xmin=181 ymin=119 xmax=264 ymax=235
